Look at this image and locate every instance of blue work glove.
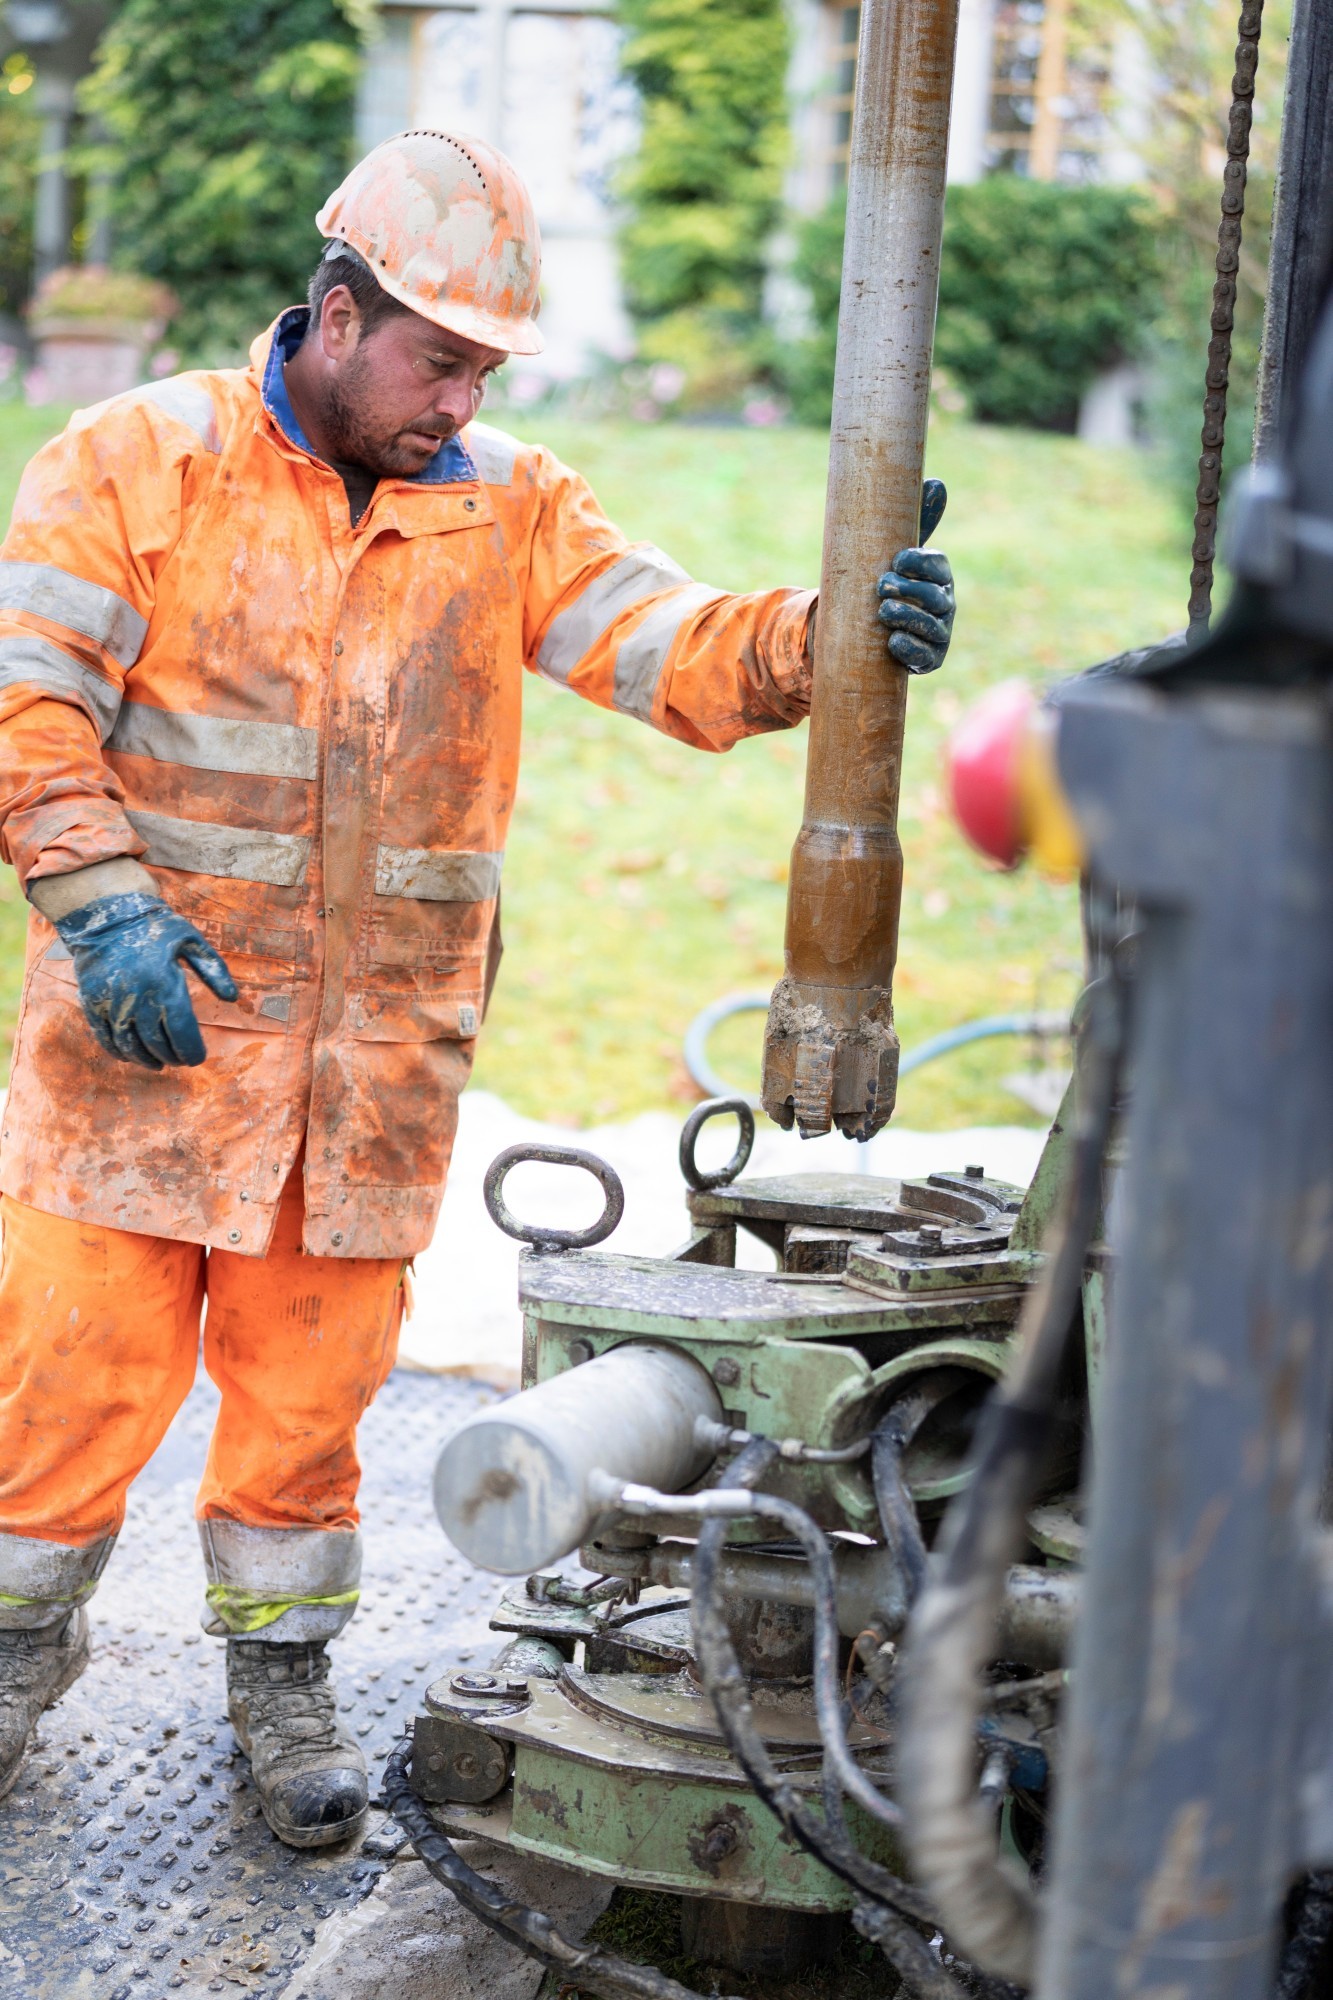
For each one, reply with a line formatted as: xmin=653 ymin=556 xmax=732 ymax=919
xmin=54 ymin=890 xmax=237 ymax=1070
xmin=877 ymin=477 xmax=955 ymax=675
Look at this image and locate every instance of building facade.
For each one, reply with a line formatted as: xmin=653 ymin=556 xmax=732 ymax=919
xmin=355 ymin=0 xmax=637 ymax=383
xmin=350 ymin=0 xmax=1128 ymax=379
xmin=2 ymin=0 xmax=1136 ymax=379
xmin=349 ymin=0 xmax=1005 ymax=380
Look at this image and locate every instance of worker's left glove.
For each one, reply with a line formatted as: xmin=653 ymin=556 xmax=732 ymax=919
xmin=877 ymin=478 xmax=955 ymax=676
xmin=54 ymin=890 xmax=238 ymax=1071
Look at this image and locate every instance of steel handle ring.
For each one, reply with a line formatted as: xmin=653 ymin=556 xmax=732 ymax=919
xmin=679 ymin=1096 xmax=756 ymax=1192
xmin=483 ymin=1143 xmax=625 ymax=1251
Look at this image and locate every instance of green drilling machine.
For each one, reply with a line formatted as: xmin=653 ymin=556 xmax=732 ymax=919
xmin=381 ymin=1 xmax=1333 ymax=1996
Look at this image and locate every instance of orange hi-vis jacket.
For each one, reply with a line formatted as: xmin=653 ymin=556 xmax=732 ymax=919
xmin=0 ymin=310 xmax=815 ymax=1259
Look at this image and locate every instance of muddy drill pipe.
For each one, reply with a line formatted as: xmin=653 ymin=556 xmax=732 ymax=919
xmin=762 ymin=0 xmax=960 ymax=1142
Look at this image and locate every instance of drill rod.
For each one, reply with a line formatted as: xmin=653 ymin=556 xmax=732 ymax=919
xmin=762 ymin=0 xmax=960 ymax=1140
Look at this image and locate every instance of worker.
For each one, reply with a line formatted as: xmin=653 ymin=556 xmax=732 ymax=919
xmin=0 ymin=131 xmax=955 ymax=1847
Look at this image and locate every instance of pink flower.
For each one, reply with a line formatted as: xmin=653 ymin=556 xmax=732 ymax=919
xmin=742 ymin=396 xmax=786 ymax=428
xmin=647 ymin=363 xmax=686 ymax=405
xmin=505 ymin=371 xmax=546 ymax=407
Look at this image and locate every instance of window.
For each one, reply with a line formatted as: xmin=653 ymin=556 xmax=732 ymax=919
xmin=360 ymin=6 xmax=634 ymax=230
xmin=989 ymin=0 xmax=1111 ymax=180
xmin=825 ymin=4 xmax=859 ymax=191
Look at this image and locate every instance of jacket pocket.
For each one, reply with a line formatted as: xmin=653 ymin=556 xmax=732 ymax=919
xmin=354 ymin=926 xmax=489 ymax=1041
xmin=346 ymin=986 xmax=482 ymax=1042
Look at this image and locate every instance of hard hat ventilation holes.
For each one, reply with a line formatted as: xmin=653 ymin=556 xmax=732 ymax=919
xmin=400 ymin=129 xmax=488 ymax=191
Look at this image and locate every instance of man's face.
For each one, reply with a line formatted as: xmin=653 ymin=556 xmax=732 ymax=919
xmin=315 ymin=290 xmax=506 ymax=478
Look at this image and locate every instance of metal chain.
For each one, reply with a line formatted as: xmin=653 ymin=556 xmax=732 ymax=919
xmin=1188 ymin=0 xmax=1265 ymax=634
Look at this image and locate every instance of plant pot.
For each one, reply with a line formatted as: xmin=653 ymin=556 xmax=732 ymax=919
xmin=27 ymin=316 xmax=163 ymax=406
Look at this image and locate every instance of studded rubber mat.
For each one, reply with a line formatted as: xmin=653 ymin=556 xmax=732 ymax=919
xmin=0 ymin=1366 xmax=501 ymax=1999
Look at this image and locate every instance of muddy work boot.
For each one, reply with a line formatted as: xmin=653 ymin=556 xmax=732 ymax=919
xmin=227 ymin=1638 xmax=368 ymax=1849
xmin=0 ymin=1609 xmax=91 ymax=1799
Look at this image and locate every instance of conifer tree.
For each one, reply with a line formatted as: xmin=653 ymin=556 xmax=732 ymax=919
xmin=81 ymin=0 xmax=369 ymax=358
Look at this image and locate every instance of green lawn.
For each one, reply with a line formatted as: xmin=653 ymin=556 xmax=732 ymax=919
xmin=0 ymin=401 xmax=1189 ymax=1127
xmin=0 ymin=406 xmax=55 ymax=1057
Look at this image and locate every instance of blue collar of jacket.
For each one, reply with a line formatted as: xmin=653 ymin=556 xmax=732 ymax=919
xmin=262 ymin=306 xmax=479 ymax=487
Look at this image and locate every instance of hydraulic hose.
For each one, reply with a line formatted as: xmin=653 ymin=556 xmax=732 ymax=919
xmin=870 ymin=1377 xmax=955 ymax=1606
xmin=613 ymin=1447 xmax=906 ymax=1841
xmin=384 ymin=1737 xmax=737 ymax=2000
xmin=683 ymin=1442 xmax=968 ymax=2000
xmin=685 ymin=995 xmax=1070 ymax=1109
xmin=898 ymin=959 xmax=1127 ymax=1987
xmin=1273 ymin=1873 xmax=1333 ymax=2000
xmin=614 ymin=1442 xmax=1020 ymax=1997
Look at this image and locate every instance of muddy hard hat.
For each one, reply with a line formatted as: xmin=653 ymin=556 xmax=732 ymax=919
xmin=316 ymin=129 xmax=544 ymax=356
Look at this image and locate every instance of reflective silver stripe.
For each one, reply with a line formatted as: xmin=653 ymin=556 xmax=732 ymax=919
xmin=0 ymin=1529 xmax=115 ymax=1628
xmin=536 ymin=545 xmax=693 ymax=685
xmin=0 ymin=560 xmax=147 ymax=668
xmin=198 ymin=1520 xmax=361 ymax=1597
xmin=125 ymin=808 xmax=310 ymax=886
xmin=0 ymin=633 xmax=122 ymax=740
xmin=107 ymin=377 xmax=222 ymax=454
xmin=375 ymin=844 xmax=503 ymax=902
xmin=108 ymin=700 xmax=318 ymax=780
xmin=198 ymin=1521 xmax=360 ymax=1644
xmin=612 ymin=582 xmax=727 ymax=723
xmin=465 ymin=421 xmax=519 ymax=487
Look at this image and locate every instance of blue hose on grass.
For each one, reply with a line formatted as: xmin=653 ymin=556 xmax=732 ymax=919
xmin=683 ymin=995 xmax=1071 ymax=1112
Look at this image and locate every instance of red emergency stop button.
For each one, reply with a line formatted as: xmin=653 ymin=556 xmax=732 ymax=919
xmin=946 ymin=681 xmax=1084 ymax=876
xmin=947 ymin=681 xmax=1034 ymax=867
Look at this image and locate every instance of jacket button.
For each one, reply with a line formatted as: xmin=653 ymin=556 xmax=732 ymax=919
xmin=333 ymin=640 xmax=344 ymax=656
xmin=331 ymin=1231 xmax=344 ymax=1246
xmin=464 ymin=499 xmax=476 ymax=511
xmin=228 ymin=1230 xmax=241 ymax=1243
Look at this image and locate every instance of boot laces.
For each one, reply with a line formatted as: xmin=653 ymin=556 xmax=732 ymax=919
xmin=234 ymin=1645 xmax=345 ymax=1756
xmin=0 ymin=1623 xmax=69 ymax=1697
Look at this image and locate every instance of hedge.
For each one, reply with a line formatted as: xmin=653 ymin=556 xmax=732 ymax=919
xmin=79 ymin=0 xmax=369 ymax=360
xmin=781 ymin=176 xmax=1162 ymax=432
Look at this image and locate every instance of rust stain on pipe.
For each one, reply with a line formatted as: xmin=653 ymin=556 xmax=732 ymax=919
xmin=762 ymin=0 xmax=961 ymax=1141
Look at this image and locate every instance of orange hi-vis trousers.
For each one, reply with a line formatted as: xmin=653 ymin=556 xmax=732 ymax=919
xmin=0 ymin=1163 xmax=406 ymax=1640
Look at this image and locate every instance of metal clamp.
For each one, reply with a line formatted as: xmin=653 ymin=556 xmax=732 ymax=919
xmin=679 ymin=1096 xmax=756 ymax=1192
xmin=483 ymin=1143 xmax=625 ymax=1251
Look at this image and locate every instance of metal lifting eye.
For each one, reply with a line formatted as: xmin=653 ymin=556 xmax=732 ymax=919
xmin=482 ymin=1143 xmax=625 ymax=1251
xmin=678 ymin=1096 xmax=756 ymax=1193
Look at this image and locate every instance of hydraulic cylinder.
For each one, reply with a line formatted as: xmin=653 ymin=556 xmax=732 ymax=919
xmin=434 ymin=1341 xmax=722 ymax=1574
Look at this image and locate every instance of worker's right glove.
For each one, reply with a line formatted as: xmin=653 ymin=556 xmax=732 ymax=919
xmin=53 ymin=891 xmax=238 ymax=1071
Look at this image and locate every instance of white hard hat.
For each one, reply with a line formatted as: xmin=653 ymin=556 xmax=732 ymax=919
xmin=317 ymin=128 xmax=543 ymax=355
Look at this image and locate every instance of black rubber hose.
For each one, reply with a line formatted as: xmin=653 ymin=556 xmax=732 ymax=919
xmin=694 ymin=1453 xmax=904 ymax=1837
xmin=383 ymin=1737 xmax=737 ymax=2000
xmin=871 ymin=1378 xmax=954 ymax=1607
xmin=684 ymin=1446 xmax=1023 ymax=1999
xmin=899 ymin=960 xmax=1127 ymax=1987
xmin=1274 ymin=1872 xmax=1333 ymax=1999
xmin=689 ymin=1443 xmax=970 ymax=2000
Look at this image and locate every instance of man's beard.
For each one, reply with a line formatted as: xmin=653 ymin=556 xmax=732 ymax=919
xmin=322 ymin=349 xmax=454 ymax=478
